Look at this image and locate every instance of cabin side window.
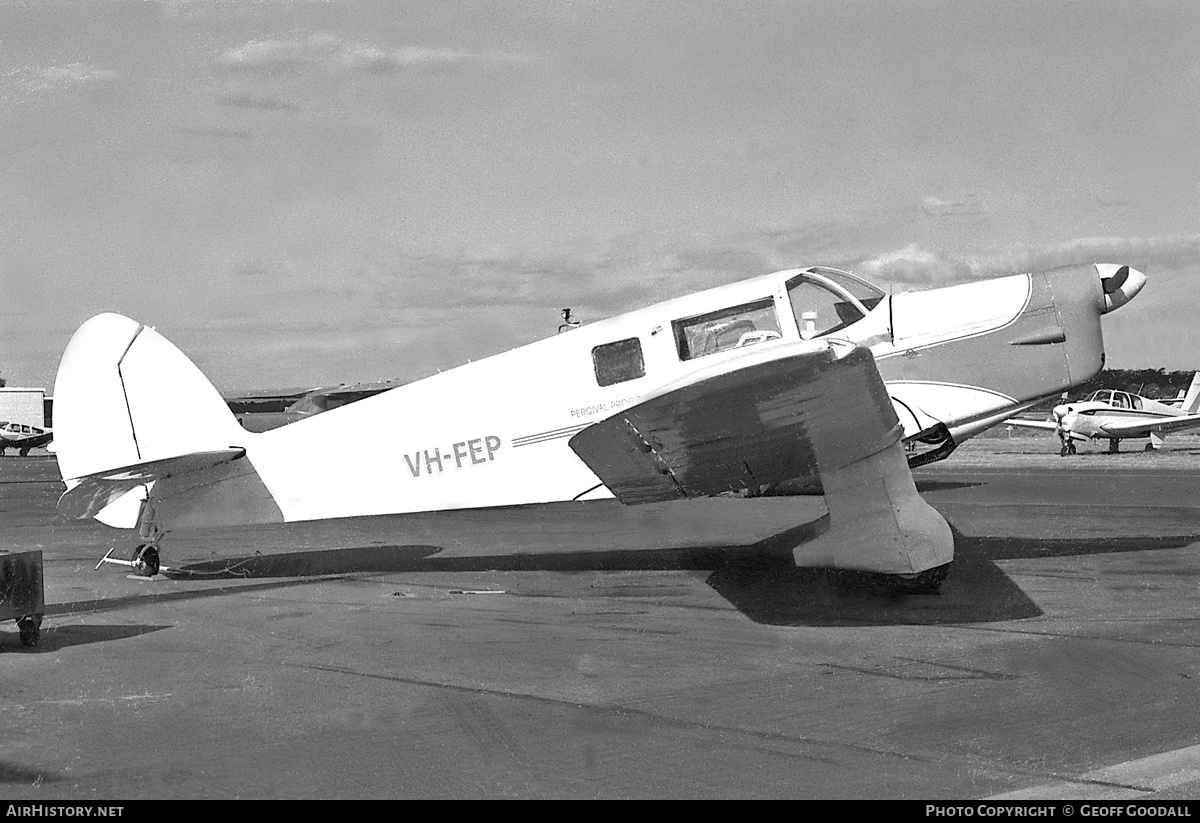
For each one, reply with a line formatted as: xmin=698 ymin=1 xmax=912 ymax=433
xmin=592 ymin=338 xmax=646 ymax=387
xmin=672 ymin=298 xmax=782 ymax=361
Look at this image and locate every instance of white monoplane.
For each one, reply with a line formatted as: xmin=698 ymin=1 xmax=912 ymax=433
xmin=1009 ymin=374 xmax=1200 ymax=455
xmin=51 ymin=262 xmax=1145 ymax=590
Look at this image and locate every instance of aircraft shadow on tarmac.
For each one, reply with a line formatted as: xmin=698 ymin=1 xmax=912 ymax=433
xmin=147 ymin=509 xmax=1200 ymax=627
xmin=144 ymin=511 xmax=1200 ymax=627
xmin=0 ymin=623 xmax=171 ymax=653
xmin=0 ymin=761 xmax=58 ymax=786
xmin=913 ymin=479 xmax=985 ymax=493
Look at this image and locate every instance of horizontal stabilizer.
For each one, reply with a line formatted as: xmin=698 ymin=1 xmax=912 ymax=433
xmin=569 ymin=341 xmax=899 ymax=504
xmin=58 ymin=448 xmax=246 ymax=520
xmin=1098 ymin=413 xmax=1200 ymax=439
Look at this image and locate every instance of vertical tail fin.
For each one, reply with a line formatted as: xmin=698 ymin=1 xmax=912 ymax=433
xmin=53 ymin=314 xmax=247 ymax=500
xmin=1183 ymin=372 xmax=1200 ymax=415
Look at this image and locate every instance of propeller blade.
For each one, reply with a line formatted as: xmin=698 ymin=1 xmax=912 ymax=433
xmin=1103 ymin=265 xmax=1130 ymax=294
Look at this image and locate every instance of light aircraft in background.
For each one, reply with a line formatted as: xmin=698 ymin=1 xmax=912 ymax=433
xmin=0 ymin=421 xmax=53 ymax=456
xmin=50 ymin=261 xmax=1144 ymax=590
xmin=228 ymin=381 xmax=405 ymax=432
xmin=1007 ymin=373 xmax=1200 ymax=455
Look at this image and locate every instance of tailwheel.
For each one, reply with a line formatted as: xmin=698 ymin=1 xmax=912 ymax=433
xmin=17 ymin=614 xmax=42 ymax=647
xmin=131 ymin=544 xmax=161 ymax=577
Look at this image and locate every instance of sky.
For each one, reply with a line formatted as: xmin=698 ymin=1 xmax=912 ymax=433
xmin=3 ymin=0 xmax=1199 ymax=393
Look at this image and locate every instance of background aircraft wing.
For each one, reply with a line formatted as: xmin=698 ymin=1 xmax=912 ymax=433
xmin=1097 ymin=414 xmax=1200 ymax=439
xmin=568 ymin=341 xmax=899 ymax=504
xmin=1003 ymin=417 xmax=1060 ymax=431
xmin=228 ymin=381 xmax=404 ymax=430
xmin=285 ymin=380 xmax=405 ymax=414
xmin=224 ymin=387 xmax=324 ymax=414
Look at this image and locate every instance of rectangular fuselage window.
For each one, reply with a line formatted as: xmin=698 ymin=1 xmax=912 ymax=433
xmin=672 ymin=298 xmax=782 ymax=361
xmin=592 ymin=338 xmax=646 ymax=387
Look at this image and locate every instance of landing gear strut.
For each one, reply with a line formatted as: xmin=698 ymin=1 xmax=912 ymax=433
xmin=129 ymin=500 xmax=165 ymax=577
xmin=1058 ymin=433 xmax=1077 ymax=456
xmin=1108 ymin=438 xmax=1120 ymax=454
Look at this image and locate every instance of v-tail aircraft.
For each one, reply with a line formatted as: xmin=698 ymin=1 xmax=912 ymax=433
xmin=51 ymin=262 xmax=1145 ymax=590
xmin=1007 ymin=373 xmax=1200 ymax=455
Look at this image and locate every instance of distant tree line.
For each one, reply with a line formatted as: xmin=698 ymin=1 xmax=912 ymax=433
xmin=1072 ymin=368 xmax=1195 ymax=400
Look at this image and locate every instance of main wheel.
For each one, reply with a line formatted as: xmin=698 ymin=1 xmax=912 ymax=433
xmin=132 ymin=545 xmax=160 ymax=577
xmin=882 ymin=563 xmax=951 ymax=594
xmin=17 ymin=615 xmax=41 ymax=647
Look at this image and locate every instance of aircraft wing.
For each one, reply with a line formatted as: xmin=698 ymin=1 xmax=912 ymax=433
xmin=1097 ymin=414 xmax=1200 ymax=439
xmin=224 ymin=387 xmax=323 ymax=414
xmin=1003 ymin=417 xmax=1060 ymax=431
xmin=58 ymin=448 xmax=246 ymax=520
xmin=568 ymin=340 xmax=899 ymax=504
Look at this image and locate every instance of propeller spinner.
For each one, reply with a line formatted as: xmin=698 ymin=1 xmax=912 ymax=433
xmin=1097 ymin=263 xmax=1147 ymax=313
xmin=1103 ymin=265 xmax=1129 ymax=294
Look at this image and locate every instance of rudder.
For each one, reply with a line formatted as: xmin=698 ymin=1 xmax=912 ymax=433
xmin=54 ymin=313 xmax=248 ymax=488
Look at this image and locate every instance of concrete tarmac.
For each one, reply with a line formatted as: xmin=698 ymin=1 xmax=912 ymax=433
xmin=2 ymin=443 xmax=1200 ymax=799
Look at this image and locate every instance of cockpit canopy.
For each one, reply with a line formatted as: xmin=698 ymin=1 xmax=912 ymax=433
xmin=592 ymin=267 xmax=889 ymax=387
xmin=785 ymin=268 xmax=885 ymax=340
xmin=671 ymin=268 xmax=885 ymax=362
xmin=1084 ymin=389 xmax=1141 ymax=410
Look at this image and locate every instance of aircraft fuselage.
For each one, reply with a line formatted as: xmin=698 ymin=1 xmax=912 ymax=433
xmin=140 ymin=263 xmax=1130 ymax=527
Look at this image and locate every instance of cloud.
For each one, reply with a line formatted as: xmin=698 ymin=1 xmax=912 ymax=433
xmin=857 ymin=235 xmax=1200 ymax=286
xmin=217 ymin=32 xmax=533 ymax=74
xmin=1 ymin=63 xmax=120 ymax=102
xmin=921 ymin=192 xmax=989 ymax=218
xmin=180 ymin=126 xmax=254 ymax=140
xmin=217 ymin=93 xmax=300 ymax=111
